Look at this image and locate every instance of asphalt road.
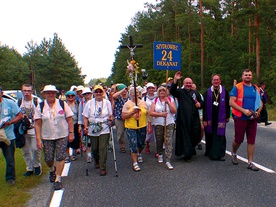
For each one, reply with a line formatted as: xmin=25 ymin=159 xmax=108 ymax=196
xmin=26 ymin=120 xmax=276 ymax=207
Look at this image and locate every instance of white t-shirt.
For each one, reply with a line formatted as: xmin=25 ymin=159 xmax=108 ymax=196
xmin=82 ymin=98 xmax=112 ymax=136
xmin=152 ymin=97 xmax=175 ymax=126
xmin=34 ymin=99 xmax=73 ymax=140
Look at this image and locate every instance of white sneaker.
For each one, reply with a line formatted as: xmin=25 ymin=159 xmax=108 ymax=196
xmin=158 ymin=155 xmax=163 ymax=163
xmin=166 ymin=162 xmax=174 ymax=170
xmin=87 ymin=156 xmax=92 ymax=163
xmin=137 ymin=155 xmax=143 ymax=163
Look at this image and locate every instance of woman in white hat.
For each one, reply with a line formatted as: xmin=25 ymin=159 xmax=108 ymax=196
xmin=82 ymin=85 xmax=113 ymax=176
xmin=34 ymin=85 xmax=74 ymax=191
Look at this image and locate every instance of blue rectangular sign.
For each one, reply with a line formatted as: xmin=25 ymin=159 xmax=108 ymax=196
xmin=153 ymin=41 xmax=181 ymax=70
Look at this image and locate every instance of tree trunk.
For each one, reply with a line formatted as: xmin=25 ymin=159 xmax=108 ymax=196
xmin=200 ymin=0 xmax=204 ymax=89
xmin=248 ymin=18 xmax=253 ymax=68
xmin=254 ymin=0 xmax=260 ymax=83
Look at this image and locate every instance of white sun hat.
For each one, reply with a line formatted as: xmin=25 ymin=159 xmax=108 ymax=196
xmin=70 ymin=85 xmax=77 ymax=91
xmin=82 ymin=87 xmax=92 ymax=95
xmin=146 ymin=82 xmax=155 ymax=89
xmin=41 ymin=85 xmax=59 ymax=93
xmin=76 ymin=85 xmax=84 ymax=92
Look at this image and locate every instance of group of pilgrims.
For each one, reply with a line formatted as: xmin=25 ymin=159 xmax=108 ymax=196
xmin=60 ymin=71 xmax=230 ymax=175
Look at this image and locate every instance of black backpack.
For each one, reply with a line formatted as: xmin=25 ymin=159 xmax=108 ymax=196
xmin=14 ymin=97 xmax=39 ymax=148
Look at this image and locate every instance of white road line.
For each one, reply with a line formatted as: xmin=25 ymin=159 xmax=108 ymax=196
xmin=49 ymin=189 xmax=64 ymax=207
xmin=49 ymin=162 xmax=71 ymax=207
xmin=62 ymin=162 xmax=71 ymax=176
xmin=201 ymin=140 xmax=275 ymax=174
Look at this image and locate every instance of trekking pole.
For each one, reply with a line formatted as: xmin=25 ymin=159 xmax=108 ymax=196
xmin=84 ymin=135 xmax=88 ymax=176
xmin=110 ymin=126 xmax=118 ymax=177
xmin=80 ymin=129 xmax=83 ymax=158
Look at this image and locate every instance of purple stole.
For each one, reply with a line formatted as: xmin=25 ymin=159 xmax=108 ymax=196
xmin=206 ymin=86 xmax=226 ymax=136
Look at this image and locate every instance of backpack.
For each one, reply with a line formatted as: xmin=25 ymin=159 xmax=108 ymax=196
xmin=15 ymin=97 xmax=39 ymax=148
xmin=39 ymin=99 xmax=64 ymax=113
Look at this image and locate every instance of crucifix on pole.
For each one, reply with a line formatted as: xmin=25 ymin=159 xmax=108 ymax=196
xmin=120 ymin=36 xmax=143 ymax=126
xmin=120 ymin=36 xmax=143 ymax=60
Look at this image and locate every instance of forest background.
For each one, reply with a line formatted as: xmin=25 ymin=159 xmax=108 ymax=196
xmin=0 ymin=0 xmax=275 ymax=102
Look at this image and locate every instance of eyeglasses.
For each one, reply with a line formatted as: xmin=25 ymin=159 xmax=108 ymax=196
xmin=94 ymin=90 xmax=103 ymax=94
xmin=22 ymin=90 xmax=32 ymax=93
xmin=83 ymin=93 xmax=91 ymax=96
xmin=67 ymin=95 xmax=75 ymax=98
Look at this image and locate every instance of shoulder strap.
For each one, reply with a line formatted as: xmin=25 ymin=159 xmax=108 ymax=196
xmin=18 ymin=98 xmax=22 ymax=107
xmin=154 ymin=97 xmax=158 ymax=104
xmin=39 ymin=101 xmax=44 ymax=113
xmin=59 ymin=99 xmax=65 ymax=110
xmin=33 ymin=97 xmax=38 ymax=106
xmin=39 ymin=99 xmax=64 ymax=113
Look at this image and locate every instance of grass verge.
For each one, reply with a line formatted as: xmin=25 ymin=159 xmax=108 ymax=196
xmin=0 ymin=148 xmax=46 ymax=207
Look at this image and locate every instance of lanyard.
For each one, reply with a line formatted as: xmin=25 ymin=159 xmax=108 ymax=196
xmin=213 ymin=89 xmax=220 ymax=102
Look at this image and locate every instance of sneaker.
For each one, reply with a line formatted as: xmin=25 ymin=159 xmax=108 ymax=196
xmin=7 ymin=179 xmax=16 ymax=186
xmin=23 ymin=171 xmax=33 ymax=177
xmin=34 ymin=165 xmax=42 ymax=176
xmin=158 ymin=155 xmax=163 ymax=163
xmin=137 ymin=155 xmax=143 ymax=163
xmin=247 ymin=162 xmax=259 ymax=171
xmin=265 ymin=122 xmax=272 ymax=126
xmin=166 ymin=162 xmax=174 ymax=170
xmin=54 ymin=181 xmax=63 ymax=190
xmin=49 ymin=168 xmax=56 ymax=183
xmin=231 ymin=153 xmax=238 ymax=165
xmin=87 ymin=156 xmax=92 ymax=163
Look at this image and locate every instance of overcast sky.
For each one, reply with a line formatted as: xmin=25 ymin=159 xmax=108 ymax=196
xmin=0 ymin=0 xmax=157 ymax=83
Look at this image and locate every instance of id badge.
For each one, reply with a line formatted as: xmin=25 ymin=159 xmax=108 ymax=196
xmin=213 ymin=101 xmax=219 ymax=106
xmin=3 ymin=109 xmax=8 ymax=115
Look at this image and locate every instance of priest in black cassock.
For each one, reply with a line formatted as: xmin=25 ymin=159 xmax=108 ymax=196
xmin=170 ymin=71 xmax=203 ymax=162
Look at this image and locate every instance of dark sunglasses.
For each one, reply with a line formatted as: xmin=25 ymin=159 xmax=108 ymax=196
xmin=94 ymin=90 xmax=103 ymax=94
xmin=67 ymin=95 xmax=75 ymax=98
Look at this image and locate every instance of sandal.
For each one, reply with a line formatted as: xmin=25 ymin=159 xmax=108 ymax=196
xmin=70 ymin=155 xmax=77 ymax=161
xmin=65 ymin=156 xmax=70 ymax=163
xmin=120 ymin=148 xmax=126 ymax=153
xmin=133 ymin=163 xmax=141 ymax=172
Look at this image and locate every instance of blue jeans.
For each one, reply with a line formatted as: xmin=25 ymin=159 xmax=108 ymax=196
xmin=0 ymin=140 xmax=15 ymax=181
xmin=126 ymin=127 xmax=146 ymax=153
